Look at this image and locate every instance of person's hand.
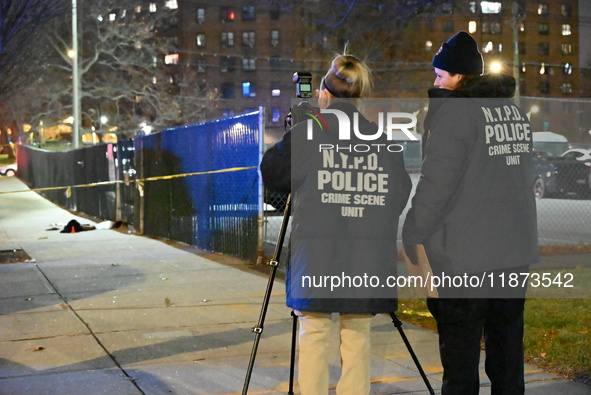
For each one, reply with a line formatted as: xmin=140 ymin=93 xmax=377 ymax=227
xmin=403 ymin=244 xmax=418 ymax=266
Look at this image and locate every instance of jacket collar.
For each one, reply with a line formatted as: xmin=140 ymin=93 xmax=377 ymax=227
xmin=428 ymin=74 xmax=516 ymax=99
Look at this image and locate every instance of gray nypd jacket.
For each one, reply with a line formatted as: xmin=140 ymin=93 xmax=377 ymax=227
xmin=403 ymin=74 xmax=539 ymax=276
xmin=261 ymin=100 xmax=412 ymax=314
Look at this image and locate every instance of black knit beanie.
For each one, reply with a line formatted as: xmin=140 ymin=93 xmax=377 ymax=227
xmin=432 ymin=31 xmax=484 ymax=75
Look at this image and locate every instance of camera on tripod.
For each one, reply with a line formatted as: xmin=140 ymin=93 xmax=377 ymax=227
xmin=293 ymin=72 xmax=312 ymax=98
xmin=286 ymin=72 xmax=315 ymax=129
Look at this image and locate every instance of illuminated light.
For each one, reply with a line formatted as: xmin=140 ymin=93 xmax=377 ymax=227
xmin=490 ymin=61 xmax=502 ymax=73
xmin=272 ymin=89 xmax=281 ymax=97
xmin=67 ymin=49 xmax=76 ymax=58
xmin=468 ymin=21 xmax=477 ymax=34
xmin=100 ymin=116 xmax=108 ymax=124
xmin=165 ymin=0 xmax=178 ymax=9
xmin=530 ymin=105 xmax=539 ymax=114
xmin=165 ymin=54 xmax=179 ymax=65
xmin=65 ymin=116 xmax=74 ymax=124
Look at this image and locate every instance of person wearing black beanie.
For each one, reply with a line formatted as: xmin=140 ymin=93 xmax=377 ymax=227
xmin=403 ymin=31 xmax=537 ymax=395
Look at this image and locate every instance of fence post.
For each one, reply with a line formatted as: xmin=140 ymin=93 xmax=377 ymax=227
xmin=137 ymin=135 xmax=145 ymax=235
xmin=257 ymin=106 xmax=266 ymax=264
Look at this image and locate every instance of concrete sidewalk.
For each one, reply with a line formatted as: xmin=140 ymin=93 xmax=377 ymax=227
xmin=0 ymin=176 xmax=588 ymax=395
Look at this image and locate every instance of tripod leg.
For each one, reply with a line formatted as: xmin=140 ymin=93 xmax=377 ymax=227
xmin=288 ymin=310 xmax=298 ymax=395
xmin=242 ymin=195 xmax=291 ymax=395
xmin=389 ymin=312 xmax=436 ymax=395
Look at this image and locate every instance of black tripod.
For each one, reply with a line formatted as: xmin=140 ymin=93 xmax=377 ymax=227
xmin=242 ymin=194 xmax=435 ymax=395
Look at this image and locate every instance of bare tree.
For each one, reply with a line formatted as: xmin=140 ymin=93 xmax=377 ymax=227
xmin=293 ymin=0 xmax=453 ymax=96
xmin=10 ymin=0 xmax=214 ymax=147
xmin=0 ymin=0 xmax=69 ymax=157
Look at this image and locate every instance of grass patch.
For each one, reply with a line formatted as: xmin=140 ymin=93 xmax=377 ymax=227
xmin=0 ymin=154 xmax=14 ymax=164
xmin=397 ymin=268 xmax=591 ymax=383
xmin=524 ymin=298 xmax=590 ymax=382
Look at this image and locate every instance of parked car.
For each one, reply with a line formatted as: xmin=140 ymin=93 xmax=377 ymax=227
xmin=532 ymin=150 xmax=590 ymax=199
xmin=0 ymin=163 xmax=17 ymax=177
xmin=560 ymin=148 xmax=591 ymax=165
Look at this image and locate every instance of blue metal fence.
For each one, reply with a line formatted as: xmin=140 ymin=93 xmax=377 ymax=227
xmin=17 ymin=110 xmax=264 ymax=262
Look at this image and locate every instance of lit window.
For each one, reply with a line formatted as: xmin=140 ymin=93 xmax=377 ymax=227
xmin=482 ymin=41 xmax=494 ymax=53
xmin=562 ymin=24 xmax=572 ymax=36
xmin=221 ymin=32 xmax=234 ymax=47
xmin=149 ymin=3 xmax=157 ymax=13
xmin=271 ymin=30 xmax=279 ymax=47
xmin=109 ymin=13 xmax=116 ymax=21
xmin=560 ymin=83 xmax=572 ymax=94
xmin=152 ymin=77 xmax=157 ymax=84
xmin=539 ymin=63 xmax=547 ymax=75
xmin=221 ymin=7 xmax=235 ymax=21
xmin=271 ymin=81 xmax=281 ymax=96
xmin=165 ymin=54 xmax=179 ymax=65
xmin=196 ymin=33 xmax=206 ymax=48
xmin=272 ymin=107 xmax=281 ymax=123
xmin=561 ymin=43 xmax=572 ymax=54
xmin=564 ymin=63 xmax=573 ymax=75
xmin=425 ymin=40 xmax=433 ymax=51
xmin=242 ymin=6 xmax=255 ymax=20
xmin=243 ymin=58 xmax=256 ymax=71
xmin=165 ymin=0 xmax=178 ymax=9
xmin=135 ymin=6 xmax=141 ymax=13
xmin=242 ymin=31 xmax=255 ymax=47
xmin=242 ymin=82 xmax=256 ymax=97
xmin=469 ymin=21 xmax=477 ymax=34
xmin=196 ymin=8 xmax=205 ymax=23
xmin=480 ymin=1 xmax=502 ymax=14
xmin=537 ymin=4 xmax=548 ymax=16
xmin=521 ymin=62 xmax=526 ymax=73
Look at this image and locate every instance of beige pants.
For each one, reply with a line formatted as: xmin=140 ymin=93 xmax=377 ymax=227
xmin=295 ymin=311 xmax=373 ymax=395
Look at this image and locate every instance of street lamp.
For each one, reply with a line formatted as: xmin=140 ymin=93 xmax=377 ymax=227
xmin=72 ymin=0 xmax=81 ymax=149
xmin=527 ymin=105 xmax=539 ymax=120
xmin=490 ymin=61 xmax=503 ymax=74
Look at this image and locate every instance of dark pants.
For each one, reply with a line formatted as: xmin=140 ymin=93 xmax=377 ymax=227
xmin=427 ymin=298 xmax=526 ymax=395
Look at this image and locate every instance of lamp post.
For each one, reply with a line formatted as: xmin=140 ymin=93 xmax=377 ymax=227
xmin=72 ymin=0 xmax=81 ymax=148
xmin=511 ymin=2 xmax=525 ymax=107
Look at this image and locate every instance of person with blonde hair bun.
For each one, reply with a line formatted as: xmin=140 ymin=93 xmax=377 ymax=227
xmin=261 ymin=52 xmax=411 ymax=394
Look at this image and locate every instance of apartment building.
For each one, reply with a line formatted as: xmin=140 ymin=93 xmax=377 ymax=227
xmin=171 ymin=1 xmax=589 ymax=143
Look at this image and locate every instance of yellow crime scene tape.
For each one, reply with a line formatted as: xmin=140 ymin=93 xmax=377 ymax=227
xmin=0 ymin=166 xmax=258 ymax=195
